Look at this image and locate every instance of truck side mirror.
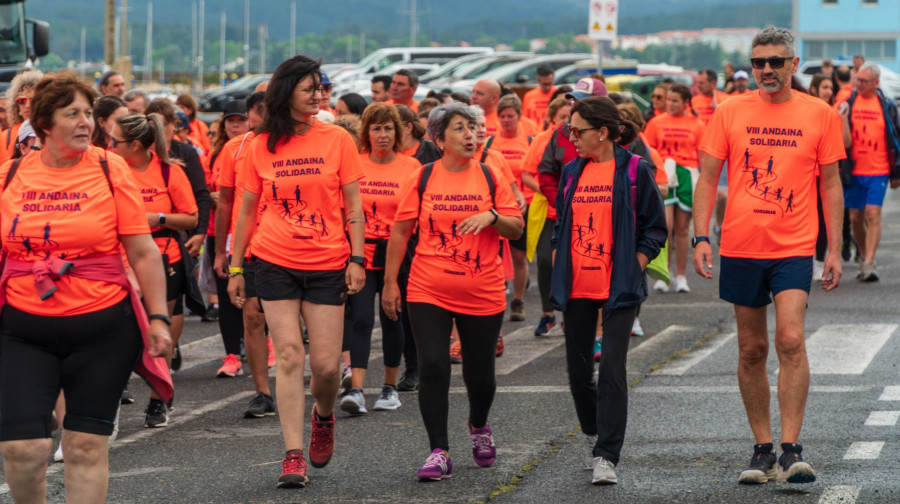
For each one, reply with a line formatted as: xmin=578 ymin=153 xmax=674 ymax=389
xmin=26 ymin=19 xmax=49 ymax=59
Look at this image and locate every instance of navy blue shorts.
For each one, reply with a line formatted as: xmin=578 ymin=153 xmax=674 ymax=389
xmin=719 ymin=256 xmax=812 ymax=307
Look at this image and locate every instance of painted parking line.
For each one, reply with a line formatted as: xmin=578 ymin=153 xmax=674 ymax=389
xmin=818 ymin=485 xmax=860 ymax=504
xmin=806 ymin=324 xmax=897 ymax=375
xmin=843 ymin=441 xmax=884 ymax=460
xmin=652 ymin=332 xmax=735 ymax=375
xmin=878 ymin=386 xmax=900 ymax=401
xmin=864 ymin=411 xmax=900 ymax=427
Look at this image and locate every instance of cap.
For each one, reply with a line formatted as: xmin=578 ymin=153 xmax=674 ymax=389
xmin=174 ymin=111 xmax=190 ymax=130
xmin=222 ymin=100 xmax=248 ymax=120
xmin=734 ymin=70 xmax=749 ymax=80
xmin=17 ymin=120 xmax=35 ymax=144
xmin=565 ymin=78 xmax=608 ymax=101
xmin=321 ymin=72 xmax=332 ymax=86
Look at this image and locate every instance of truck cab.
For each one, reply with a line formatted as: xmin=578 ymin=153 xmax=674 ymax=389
xmin=0 ymin=0 xmax=49 ymax=89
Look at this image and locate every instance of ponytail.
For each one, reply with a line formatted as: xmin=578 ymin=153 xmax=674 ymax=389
xmin=117 ymin=112 xmax=172 ymax=164
xmin=617 ymin=120 xmax=638 ymax=146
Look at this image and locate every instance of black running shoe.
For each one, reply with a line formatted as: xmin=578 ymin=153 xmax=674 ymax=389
xmin=776 ymin=443 xmax=816 ymax=483
xmin=738 ymin=443 xmax=776 ymax=484
xmin=202 ymin=303 xmax=219 ymax=322
xmin=245 ymin=392 xmax=276 ymax=418
xmin=397 ymin=369 xmax=419 ymax=391
xmin=144 ymin=398 xmax=169 ymax=428
xmin=120 ymin=387 xmax=135 ymax=405
xmin=171 ymin=344 xmax=182 ymax=371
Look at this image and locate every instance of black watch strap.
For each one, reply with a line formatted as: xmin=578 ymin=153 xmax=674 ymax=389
xmin=691 ymin=236 xmax=710 ymax=248
xmin=489 ymin=208 xmax=500 ymax=225
xmin=349 ymin=255 xmax=366 ymax=266
xmin=148 ymin=313 xmax=172 ymax=326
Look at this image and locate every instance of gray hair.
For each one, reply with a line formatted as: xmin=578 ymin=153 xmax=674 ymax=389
xmin=426 ymin=102 xmax=476 ymax=143
xmin=6 ymin=68 xmax=44 ymax=127
xmin=858 ymin=63 xmax=881 ymax=79
xmin=751 ymin=25 xmax=796 ymax=56
xmin=469 ymin=104 xmax=485 ymax=119
xmin=124 ymin=89 xmax=149 ymax=104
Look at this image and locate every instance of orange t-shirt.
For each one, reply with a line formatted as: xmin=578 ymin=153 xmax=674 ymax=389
xmin=358 ymin=152 xmax=421 ymax=269
xmin=643 ymin=112 xmax=706 ymax=168
xmin=849 ymin=94 xmax=890 ymax=176
xmin=0 ymin=149 xmax=150 ymax=316
xmin=385 ymin=99 xmax=420 ymax=113
xmin=522 ymin=86 xmax=556 ymax=125
xmin=476 ymin=147 xmax=515 ymax=186
xmin=833 ymin=84 xmax=853 ymax=109
xmin=238 ymin=122 xmax=365 ymax=270
xmin=217 ymin=132 xmax=259 ymax=243
xmin=570 ymin=160 xmax=615 ymax=299
xmin=402 ymin=144 xmax=418 ymax=158
xmin=699 ymin=92 xmax=846 ymax=259
xmin=520 ymin=116 xmax=540 ymax=138
xmin=487 ymin=132 xmax=534 ymax=203
xmin=639 ymin=132 xmax=669 ymax=186
xmin=394 ymin=159 xmax=521 ymax=315
xmin=522 ymin=127 xmax=557 ymax=218
xmin=188 ymin=119 xmax=212 ymax=154
xmin=484 ymin=110 xmax=501 ymax=139
xmin=691 ymin=91 xmax=729 ymax=124
xmin=130 ymin=156 xmax=198 ymax=264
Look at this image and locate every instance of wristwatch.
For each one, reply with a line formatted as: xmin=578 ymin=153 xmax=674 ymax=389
xmin=158 ymin=213 xmax=167 ymax=226
xmin=691 ymin=236 xmax=710 ymax=248
xmin=148 ymin=313 xmax=172 ymax=326
xmin=489 ymin=208 xmax=500 ymax=225
xmin=348 ymin=255 xmax=366 ymax=267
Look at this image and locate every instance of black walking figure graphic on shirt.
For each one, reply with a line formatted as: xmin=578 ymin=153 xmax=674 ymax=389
xmin=365 ymin=200 xmax=390 ymax=239
xmin=739 ymin=149 xmax=798 ymax=218
xmin=570 ymin=214 xmax=611 ymax=270
xmin=5 ymin=215 xmax=59 ymax=257
xmin=43 ymin=223 xmax=52 ymax=246
xmin=422 ymin=205 xmax=495 ymax=277
xmin=8 ymin=214 xmax=19 ymax=239
xmin=266 ymin=181 xmax=328 ymax=238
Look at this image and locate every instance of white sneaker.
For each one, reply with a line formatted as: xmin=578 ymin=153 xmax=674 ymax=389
xmin=582 ymin=434 xmax=597 ymax=470
xmin=372 ymin=385 xmax=401 ymax=411
xmin=338 ymin=366 xmax=352 ymax=397
xmin=53 ymin=443 xmax=64 ymax=463
xmin=812 ymin=260 xmax=825 ymax=282
xmin=653 ymin=279 xmax=669 ymax=292
xmin=339 ymin=387 xmax=367 ymax=415
xmin=631 ymin=318 xmax=644 ymax=337
xmin=674 ymin=275 xmax=690 ymax=293
xmin=109 ymin=405 xmax=120 ymax=445
xmin=591 ymin=456 xmax=617 ymax=484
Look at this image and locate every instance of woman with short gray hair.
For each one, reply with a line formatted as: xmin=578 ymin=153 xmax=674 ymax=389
xmin=382 ymin=102 xmax=523 ymax=481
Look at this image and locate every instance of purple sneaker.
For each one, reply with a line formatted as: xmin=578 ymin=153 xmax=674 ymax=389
xmin=417 ymin=449 xmax=453 ymax=481
xmin=469 ymin=420 xmax=497 ymax=467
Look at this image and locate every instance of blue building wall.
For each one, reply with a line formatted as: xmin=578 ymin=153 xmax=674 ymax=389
xmin=794 ymin=0 xmax=900 ymax=72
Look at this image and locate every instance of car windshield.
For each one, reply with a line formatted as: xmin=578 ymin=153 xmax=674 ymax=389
xmin=0 ymin=3 xmax=28 ymax=65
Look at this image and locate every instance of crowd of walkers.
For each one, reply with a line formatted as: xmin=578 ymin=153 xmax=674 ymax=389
xmin=1 ymin=23 xmax=897 ymax=500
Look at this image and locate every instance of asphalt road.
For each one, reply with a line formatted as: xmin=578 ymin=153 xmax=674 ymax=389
xmin=3 ymin=193 xmax=900 ymax=503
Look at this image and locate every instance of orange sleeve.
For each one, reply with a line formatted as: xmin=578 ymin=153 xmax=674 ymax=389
xmin=648 ymin=146 xmax=668 ymax=185
xmin=238 ymin=136 xmax=265 ymax=195
xmin=698 ymin=106 xmax=728 ymax=160
xmin=490 ymin=166 xmax=521 ymax=218
xmin=168 ymin=164 xmax=199 ymax=215
xmin=643 ymin=118 xmax=660 ymax=149
xmin=215 ymin=142 xmax=236 ymax=188
xmin=338 ymin=132 xmax=365 ymax=186
xmin=817 ymin=106 xmax=847 ymax=166
xmin=196 ymin=120 xmax=212 ymax=153
xmin=107 ymin=157 xmax=153 ymax=236
xmin=393 ymin=168 xmax=424 ymax=222
xmin=486 ymin=150 xmax=514 ymax=183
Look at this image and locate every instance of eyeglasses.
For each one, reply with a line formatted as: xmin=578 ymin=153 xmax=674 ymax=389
xmin=109 ymin=136 xmax=128 ymax=148
xmin=15 ymin=96 xmax=30 ymax=105
xmin=570 ymin=126 xmax=597 ymax=139
xmin=651 ymin=94 xmax=664 ymax=100
xmin=319 ymin=84 xmax=332 ymax=93
xmin=856 ymin=78 xmax=876 ymax=86
xmin=750 ymin=57 xmax=793 ymax=70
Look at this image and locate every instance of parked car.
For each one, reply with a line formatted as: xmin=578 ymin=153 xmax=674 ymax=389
xmin=331 ymin=46 xmax=494 ymax=84
xmin=450 ymin=53 xmax=595 ymax=94
xmin=425 ymin=52 xmax=534 ymax=89
xmin=198 ymin=74 xmax=271 ymax=112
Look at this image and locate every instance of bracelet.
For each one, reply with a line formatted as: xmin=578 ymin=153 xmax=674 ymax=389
xmin=228 ymin=267 xmax=244 ymax=274
xmin=228 ymin=272 xmax=243 ymax=278
xmin=148 ymin=313 xmax=172 ymax=326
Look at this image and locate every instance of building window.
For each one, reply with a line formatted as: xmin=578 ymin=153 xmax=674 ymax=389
xmin=864 ymin=40 xmax=882 ymax=58
xmin=822 ymin=0 xmax=837 ymax=4
xmin=861 ymin=0 xmax=877 ymax=5
xmin=805 ymin=41 xmax=824 ymax=60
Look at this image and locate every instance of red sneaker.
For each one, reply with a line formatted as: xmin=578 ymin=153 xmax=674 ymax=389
xmin=495 ymin=331 xmax=505 ymax=357
xmin=267 ymin=337 xmax=276 ymax=368
xmin=277 ymin=449 xmax=308 ymax=488
xmin=449 ymin=339 xmax=462 ymax=364
xmin=308 ymin=404 xmax=335 ymax=468
xmin=216 ymin=353 xmax=243 ymax=377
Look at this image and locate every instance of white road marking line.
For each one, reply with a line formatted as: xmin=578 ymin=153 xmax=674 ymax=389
xmin=627 ymin=324 xmax=697 ymax=362
xmin=818 ymin=485 xmax=860 ymax=504
xmin=450 ymin=326 xmax=565 ymax=377
xmin=644 ymin=301 xmax=731 ymax=309
xmin=633 ymin=385 xmax=870 ymax=394
xmin=806 ymin=324 xmax=897 ymax=375
xmin=864 ymin=411 xmax=900 ymax=426
xmin=878 ymin=386 xmax=900 ymax=401
xmin=652 ymin=332 xmax=735 ymax=375
xmin=843 ymin=441 xmax=884 ymax=460
xmin=109 ymin=467 xmax=175 ymax=479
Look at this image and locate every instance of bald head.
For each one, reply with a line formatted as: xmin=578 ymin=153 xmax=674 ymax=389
xmin=471 ymin=79 xmax=501 ymax=114
xmin=254 ymin=80 xmax=269 ymax=93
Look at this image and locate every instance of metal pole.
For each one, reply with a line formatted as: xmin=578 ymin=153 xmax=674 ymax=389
xmin=191 ymin=2 xmax=197 ymax=82
xmin=144 ymin=2 xmax=153 ymax=83
xmin=121 ymin=0 xmax=128 ymax=59
xmin=290 ymin=1 xmax=296 ymax=57
xmin=243 ymin=0 xmax=250 ymax=75
xmin=80 ymin=26 xmax=86 ymax=77
xmin=410 ymin=0 xmax=417 ymax=47
xmin=104 ymin=0 xmax=115 ymax=64
xmin=198 ymin=0 xmax=205 ymax=93
xmin=259 ymin=23 xmax=266 ymax=73
xmin=220 ymin=11 xmax=226 ymax=85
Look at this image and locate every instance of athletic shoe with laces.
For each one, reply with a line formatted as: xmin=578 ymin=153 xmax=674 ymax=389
xmin=509 ymin=298 xmax=525 ymax=321
xmin=267 ymin=337 xmax=276 ymax=368
xmin=653 ymin=279 xmax=669 ymax=292
xmin=449 ymin=339 xmax=462 ymax=364
xmin=534 ymin=314 xmax=557 ymax=336
xmin=841 ymin=239 xmax=852 ymax=261
xmin=397 ymin=369 xmax=419 ymax=391
xmin=245 ymin=392 xmax=276 ymax=418
xmin=373 ymin=385 xmax=401 ymax=411
xmin=469 ymin=420 xmax=497 ymax=467
xmin=591 ymin=456 xmax=617 ymax=484
xmin=738 ymin=442 xmax=777 ymax=484
xmin=417 ymin=448 xmax=453 ymax=481
xmin=339 ymin=366 xmax=353 ymax=396
xmin=277 ymin=449 xmax=308 ymax=488
xmin=859 ymin=261 xmax=879 ymax=282
xmin=120 ymin=387 xmax=135 ymax=405
xmin=216 ymin=353 xmax=244 ymax=377
xmin=631 ymin=317 xmax=644 ymax=337
xmin=582 ymin=434 xmax=597 ymax=470
xmin=340 ymin=387 xmax=367 ymax=415
xmin=53 ymin=443 xmax=63 ymax=463
xmin=201 ymin=303 xmax=219 ymax=322
xmin=593 ymin=336 xmax=602 ymax=362
xmin=308 ymin=404 xmax=335 ymax=468
xmin=776 ymin=443 xmax=816 ymax=483
xmin=495 ymin=331 xmax=505 ymax=357
xmin=171 ymin=344 xmax=182 ymax=371
xmin=674 ymin=275 xmax=690 ymax=293
xmin=144 ymin=398 xmax=169 ymax=428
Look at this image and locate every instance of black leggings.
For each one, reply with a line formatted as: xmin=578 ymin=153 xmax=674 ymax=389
xmin=408 ymin=302 xmax=504 ymax=451
xmin=344 ymin=269 xmax=404 ymax=369
xmin=0 ymin=298 xmax=142 ymax=440
xmin=536 ymin=217 xmax=556 ymax=313
xmin=206 ymin=236 xmax=244 ymax=355
xmin=563 ymin=299 xmax=637 ymax=466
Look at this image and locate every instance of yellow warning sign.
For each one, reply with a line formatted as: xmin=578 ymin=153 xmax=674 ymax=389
xmin=606 ymin=23 xmax=614 ymax=31
xmin=593 ymin=22 xmax=600 ymax=31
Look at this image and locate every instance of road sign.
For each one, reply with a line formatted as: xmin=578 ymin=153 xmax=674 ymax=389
xmin=588 ymin=0 xmax=618 ymax=41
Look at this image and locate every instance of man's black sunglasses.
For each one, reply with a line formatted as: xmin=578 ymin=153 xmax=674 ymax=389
xmin=750 ymin=57 xmax=793 ymax=70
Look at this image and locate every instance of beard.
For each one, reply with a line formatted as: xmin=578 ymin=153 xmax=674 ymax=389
xmin=758 ymin=72 xmax=785 ymax=93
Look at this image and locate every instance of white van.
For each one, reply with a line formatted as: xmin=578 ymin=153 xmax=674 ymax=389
xmin=331 ymin=47 xmax=494 ymax=83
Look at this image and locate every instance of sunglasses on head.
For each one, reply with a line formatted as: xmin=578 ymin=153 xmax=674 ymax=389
xmin=15 ymin=96 xmax=29 ymax=105
xmin=319 ymin=84 xmax=332 ymax=92
xmin=750 ymin=57 xmax=793 ymax=70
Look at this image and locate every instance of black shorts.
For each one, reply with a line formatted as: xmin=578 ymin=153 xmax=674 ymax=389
xmin=0 ymin=298 xmax=142 ymax=440
xmin=165 ymin=256 xmax=188 ymax=303
xmin=719 ymin=256 xmax=812 ymax=308
xmin=254 ymin=257 xmax=348 ymax=306
xmin=508 ymin=205 xmax=528 ymax=251
xmin=243 ymin=256 xmax=258 ymax=299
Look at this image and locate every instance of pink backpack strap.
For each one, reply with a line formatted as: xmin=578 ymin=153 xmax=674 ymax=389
xmin=627 ymin=154 xmax=641 ymax=226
